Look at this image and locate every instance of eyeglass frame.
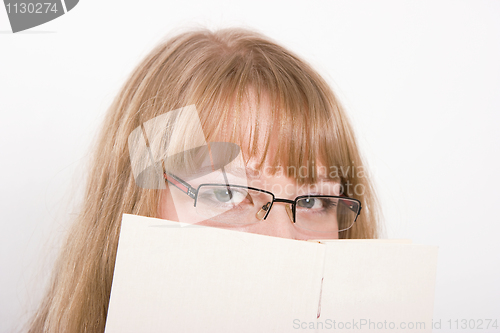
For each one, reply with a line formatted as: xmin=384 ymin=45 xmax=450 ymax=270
xmin=163 ymin=172 xmax=362 ymax=233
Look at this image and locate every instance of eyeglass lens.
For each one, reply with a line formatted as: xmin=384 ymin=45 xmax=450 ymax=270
xmin=194 ymin=185 xmax=359 ymax=233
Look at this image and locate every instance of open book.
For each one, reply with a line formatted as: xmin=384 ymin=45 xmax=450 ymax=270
xmin=105 ymin=214 xmax=438 ymax=333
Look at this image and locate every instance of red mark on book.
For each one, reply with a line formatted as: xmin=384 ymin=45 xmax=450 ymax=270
xmin=317 ymin=277 xmax=324 ymax=318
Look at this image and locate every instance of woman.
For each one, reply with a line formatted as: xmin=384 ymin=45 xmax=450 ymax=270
xmin=27 ymin=28 xmax=379 ymax=332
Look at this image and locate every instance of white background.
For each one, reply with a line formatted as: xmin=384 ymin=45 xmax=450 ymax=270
xmin=1 ymin=1 xmax=499 ymax=332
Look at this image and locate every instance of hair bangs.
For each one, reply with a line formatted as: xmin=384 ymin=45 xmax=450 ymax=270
xmin=175 ymin=36 xmax=348 ymax=185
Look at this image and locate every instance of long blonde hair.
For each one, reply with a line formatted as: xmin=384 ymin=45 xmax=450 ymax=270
xmin=27 ymin=28 xmax=380 ymax=332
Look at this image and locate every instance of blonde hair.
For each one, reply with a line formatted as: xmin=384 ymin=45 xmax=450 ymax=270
xmin=27 ymin=28 xmax=380 ymax=332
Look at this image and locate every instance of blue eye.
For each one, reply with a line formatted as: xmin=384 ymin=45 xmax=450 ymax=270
xmin=198 ymin=187 xmax=249 ymax=206
xmin=213 ymin=188 xmax=233 ymax=202
xmin=297 ymin=198 xmax=325 ymax=209
xmin=296 ymin=197 xmax=337 ymax=212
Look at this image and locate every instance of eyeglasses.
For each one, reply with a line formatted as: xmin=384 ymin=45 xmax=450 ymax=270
xmin=164 ymin=173 xmax=362 ymax=234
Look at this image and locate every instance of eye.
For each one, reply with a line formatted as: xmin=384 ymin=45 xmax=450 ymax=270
xmin=213 ymin=188 xmax=232 ymax=202
xmin=296 ymin=197 xmax=337 ymax=213
xmin=297 ymin=198 xmax=323 ymax=209
xmin=212 ymin=188 xmax=248 ymax=204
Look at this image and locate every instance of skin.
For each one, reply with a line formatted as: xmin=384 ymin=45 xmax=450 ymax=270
xmin=159 ymin=96 xmax=340 ymax=240
xmin=159 ymin=166 xmax=340 ymax=240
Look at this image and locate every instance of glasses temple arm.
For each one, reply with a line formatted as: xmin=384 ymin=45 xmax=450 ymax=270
xmin=162 ymin=167 xmax=197 ymax=199
xmin=338 ymin=195 xmax=362 ymax=215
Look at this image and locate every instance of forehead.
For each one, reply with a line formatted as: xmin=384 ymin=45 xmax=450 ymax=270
xmin=219 ymin=163 xmax=341 ymax=197
xmin=208 ymin=92 xmax=282 ymax=165
xmin=197 ymin=88 xmax=342 ymax=185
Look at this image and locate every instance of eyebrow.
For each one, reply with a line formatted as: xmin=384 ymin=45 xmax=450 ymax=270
xmin=215 ymin=166 xmax=259 ymax=179
xmin=178 ymin=163 xmax=340 ymax=184
xmin=176 ymin=166 xmax=250 ymax=180
xmin=226 ymin=166 xmax=340 ymax=183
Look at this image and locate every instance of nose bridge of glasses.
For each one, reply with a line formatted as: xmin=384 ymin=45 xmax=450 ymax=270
xmin=256 ymin=198 xmax=295 ymax=223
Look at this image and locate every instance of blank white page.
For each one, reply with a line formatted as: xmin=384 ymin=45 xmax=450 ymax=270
xmin=105 ymin=214 xmax=325 ymax=333
xmin=318 ymin=241 xmax=438 ymax=333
